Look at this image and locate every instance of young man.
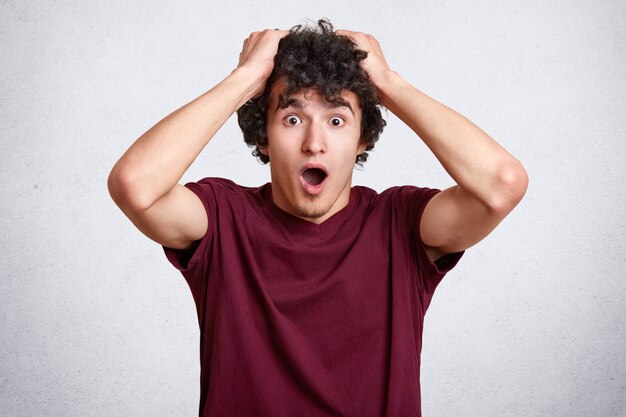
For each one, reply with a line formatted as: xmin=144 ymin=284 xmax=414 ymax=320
xmin=108 ymin=20 xmax=527 ymax=417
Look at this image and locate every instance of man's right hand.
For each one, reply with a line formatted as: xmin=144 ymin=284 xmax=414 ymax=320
xmin=108 ymin=29 xmax=289 ymax=251
xmin=236 ymin=29 xmax=289 ymax=99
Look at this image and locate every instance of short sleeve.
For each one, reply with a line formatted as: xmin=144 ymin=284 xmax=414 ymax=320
xmin=396 ymin=186 xmax=464 ymax=294
xmin=162 ymin=178 xmax=217 ymax=282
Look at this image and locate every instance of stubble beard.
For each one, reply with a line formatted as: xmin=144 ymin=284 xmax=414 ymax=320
xmin=292 ymin=199 xmax=330 ymax=221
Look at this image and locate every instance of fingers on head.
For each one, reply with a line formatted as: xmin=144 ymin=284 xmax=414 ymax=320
xmin=244 ymin=28 xmax=287 ymax=49
xmin=337 ymin=30 xmax=371 ymax=47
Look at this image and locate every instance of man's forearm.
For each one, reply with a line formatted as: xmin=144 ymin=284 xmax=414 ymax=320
xmin=377 ymin=70 xmax=527 ymax=210
xmin=108 ymin=67 xmax=262 ymax=210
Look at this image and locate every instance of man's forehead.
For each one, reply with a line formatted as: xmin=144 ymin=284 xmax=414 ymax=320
xmin=269 ymin=84 xmax=359 ymax=112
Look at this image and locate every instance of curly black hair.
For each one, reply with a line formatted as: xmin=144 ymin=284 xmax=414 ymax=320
xmin=237 ymin=19 xmax=386 ymax=165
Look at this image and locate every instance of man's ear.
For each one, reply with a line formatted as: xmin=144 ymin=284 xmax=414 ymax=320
xmin=357 ymin=140 xmax=367 ymax=155
xmin=258 ymin=144 xmax=269 ymax=156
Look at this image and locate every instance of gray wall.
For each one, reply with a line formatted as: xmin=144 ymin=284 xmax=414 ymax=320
xmin=1 ymin=0 xmax=624 ymax=416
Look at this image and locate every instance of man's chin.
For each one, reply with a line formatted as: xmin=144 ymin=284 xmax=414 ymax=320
xmin=293 ymin=204 xmax=330 ymax=223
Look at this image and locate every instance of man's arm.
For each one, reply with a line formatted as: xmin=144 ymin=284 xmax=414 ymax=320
xmin=338 ymin=31 xmax=528 ymax=260
xmin=107 ymin=29 xmax=288 ymax=250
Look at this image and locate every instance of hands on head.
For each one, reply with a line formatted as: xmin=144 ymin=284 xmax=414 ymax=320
xmin=335 ymin=30 xmax=392 ymax=86
xmin=236 ymin=29 xmax=289 ymax=99
xmin=236 ymin=27 xmax=392 ymax=103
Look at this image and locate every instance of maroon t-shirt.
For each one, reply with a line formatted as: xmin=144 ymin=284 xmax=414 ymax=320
xmin=163 ymin=177 xmax=463 ymax=417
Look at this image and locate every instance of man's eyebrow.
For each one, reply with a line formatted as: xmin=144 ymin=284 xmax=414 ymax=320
xmin=326 ymin=98 xmax=353 ymax=114
xmin=277 ymin=96 xmax=304 ymax=110
xmin=276 ymin=95 xmax=354 ymax=114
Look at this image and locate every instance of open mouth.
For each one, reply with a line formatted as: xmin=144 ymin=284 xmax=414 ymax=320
xmin=301 ymin=167 xmax=327 ymax=186
xmin=300 ymin=165 xmax=328 ymax=195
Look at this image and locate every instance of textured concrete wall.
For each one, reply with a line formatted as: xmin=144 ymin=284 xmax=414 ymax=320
xmin=1 ymin=1 xmax=624 ymax=416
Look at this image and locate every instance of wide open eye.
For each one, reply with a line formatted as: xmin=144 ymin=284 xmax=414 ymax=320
xmin=284 ymin=115 xmax=302 ymax=126
xmin=330 ymin=116 xmax=345 ymax=127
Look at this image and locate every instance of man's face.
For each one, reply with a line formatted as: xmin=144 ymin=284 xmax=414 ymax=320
xmin=262 ymin=84 xmax=366 ymax=224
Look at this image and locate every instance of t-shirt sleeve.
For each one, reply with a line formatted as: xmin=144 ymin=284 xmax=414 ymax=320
xmin=399 ymin=186 xmax=464 ymax=294
xmin=162 ymin=178 xmax=217 ymax=289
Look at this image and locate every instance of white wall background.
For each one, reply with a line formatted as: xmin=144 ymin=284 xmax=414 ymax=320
xmin=1 ymin=0 xmax=624 ymax=416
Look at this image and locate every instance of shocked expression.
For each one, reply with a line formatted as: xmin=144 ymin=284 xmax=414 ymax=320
xmin=262 ymin=86 xmax=366 ymax=224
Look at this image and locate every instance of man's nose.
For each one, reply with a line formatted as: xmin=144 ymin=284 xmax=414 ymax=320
xmin=302 ymin=123 xmax=327 ymax=154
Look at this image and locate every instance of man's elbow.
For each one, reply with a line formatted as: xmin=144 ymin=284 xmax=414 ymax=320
xmin=107 ymin=165 xmax=152 ymax=212
xmin=487 ymin=159 xmax=529 ymax=215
